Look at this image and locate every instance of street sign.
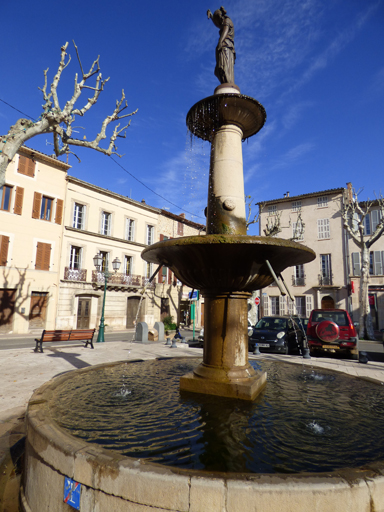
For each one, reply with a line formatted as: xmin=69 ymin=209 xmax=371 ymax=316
xmin=189 ymin=291 xmax=199 ymax=300
xmin=254 ymin=297 xmax=260 ymax=306
xmin=64 ymin=477 xmax=81 ymax=510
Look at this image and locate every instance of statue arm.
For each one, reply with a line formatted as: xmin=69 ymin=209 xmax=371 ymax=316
xmin=207 ymin=9 xmax=213 ymax=19
xmin=217 ymin=24 xmax=229 ymax=49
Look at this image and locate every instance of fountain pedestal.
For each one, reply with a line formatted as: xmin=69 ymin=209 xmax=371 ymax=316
xmin=180 ymin=291 xmax=267 ymax=400
xmin=142 ymin=85 xmax=315 ymax=400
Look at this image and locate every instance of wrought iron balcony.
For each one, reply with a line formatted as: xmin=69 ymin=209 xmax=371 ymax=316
xmin=64 ymin=267 xmax=87 ymax=282
xmin=292 ymin=276 xmax=305 ymax=286
xmin=91 ymin=271 xmax=154 ymax=288
xmin=318 ymin=274 xmax=333 ymax=286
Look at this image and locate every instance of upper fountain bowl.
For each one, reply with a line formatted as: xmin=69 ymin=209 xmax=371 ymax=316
xmin=186 ymin=93 xmax=267 ymax=142
xmin=142 ymin=234 xmax=315 ymax=292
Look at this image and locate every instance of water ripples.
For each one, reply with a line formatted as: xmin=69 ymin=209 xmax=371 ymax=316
xmin=51 ymin=358 xmax=384 ymax=474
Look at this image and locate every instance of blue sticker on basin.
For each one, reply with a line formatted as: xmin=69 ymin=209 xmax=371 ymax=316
xmin=64 ymin=477 xmax=81 ymax=510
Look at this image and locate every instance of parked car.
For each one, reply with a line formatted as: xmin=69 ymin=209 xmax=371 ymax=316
xmin=248 ymin=316 xmax=304 ymax=355
xmin=306 ymin=309 xmax=358 ymax=358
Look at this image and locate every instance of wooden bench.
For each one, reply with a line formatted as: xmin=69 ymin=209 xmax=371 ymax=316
xmin=34 ymin=329 xmax=96 ymax=353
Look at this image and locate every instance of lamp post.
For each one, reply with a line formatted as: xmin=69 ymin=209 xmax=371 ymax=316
xmin=93 ymin=254 xmax=121 ymax=343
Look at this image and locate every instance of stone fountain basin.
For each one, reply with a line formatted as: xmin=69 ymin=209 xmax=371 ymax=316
xmin=186 ymin=93 xmax=267 ymax=141
xmin=141 ymin=234 xmax=316 ymax=292
xmin=21 ymin=360 xmax=384 ymax=512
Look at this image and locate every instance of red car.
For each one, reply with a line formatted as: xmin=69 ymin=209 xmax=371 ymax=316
xmin=307 ymin=309 xmax=358 ymax=359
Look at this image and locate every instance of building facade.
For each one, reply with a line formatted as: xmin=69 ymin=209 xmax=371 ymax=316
xmin=0 ymin=149 xmax=205 ymax=334
xmin=258 ymin=187 xmax=384 ymax=331
xmin=0 ymin=147 xmax=69 ymax=333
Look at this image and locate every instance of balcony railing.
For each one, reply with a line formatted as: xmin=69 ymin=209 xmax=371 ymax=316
xmin=292 ymin=276 xmax=305 ymax=286
xmin=318 ymin=274 xmax=333 ymax=286
xmin=64 ymin=267 xmax=87 ymax=282
xmin=91 ymin=271 xmax=154 ymax=288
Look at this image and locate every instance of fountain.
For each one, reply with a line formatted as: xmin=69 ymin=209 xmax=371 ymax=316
xmin=141 ymin=7 xmax=315 ymax=400
xmin=20 ymin=9 xmax=384 ymax=512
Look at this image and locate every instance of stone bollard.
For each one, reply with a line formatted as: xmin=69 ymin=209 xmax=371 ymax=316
xmin=171 ymin=338 xmax=178 ymax=348
xmin=165 ymin=337 xmax=171 ymax=346
xmin=181 ymin=337 xmax=186 ymax=343
xmin=135 ymin=322 xmax=149 ymax=344
xmin=253 ymin=343 xmax=260 ymax=355
xmin=154 ymin=321 xmax=165 ymax=342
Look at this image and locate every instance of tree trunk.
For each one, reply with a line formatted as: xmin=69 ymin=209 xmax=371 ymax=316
xmin=0 ymin=118 xmax=51 ymax=187
xmin=359 ymin=245 xmax=375 ymax=340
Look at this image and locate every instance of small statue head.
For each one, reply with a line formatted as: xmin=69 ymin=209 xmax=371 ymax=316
xmin=210 ymin=6 xmax=227 ymax=28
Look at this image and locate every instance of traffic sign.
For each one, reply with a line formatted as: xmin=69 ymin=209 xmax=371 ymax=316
xmin=254 ymin=297 xmax=260 ymax=306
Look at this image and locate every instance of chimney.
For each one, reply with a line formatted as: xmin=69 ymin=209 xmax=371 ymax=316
xmin=180 ymin=213 xmax=185 ymax=218
xmin=286 ymin=191 xmax=290 ymax=197
xmin=346 ymin=182 xmax=353 ymax=203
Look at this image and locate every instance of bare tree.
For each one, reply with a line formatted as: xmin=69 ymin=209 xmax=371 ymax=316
xmin=0 ymin=41 xmax=137 ymax=187
xmin=245 ymin=196 xmax=264 ymax=231
xmin=263 ymin=211 xmax=282 ymax=237
xmin=342 ymin=184 xmax=384 ymax=340
xmin=290 ymin=210 xmax=305 ymax=241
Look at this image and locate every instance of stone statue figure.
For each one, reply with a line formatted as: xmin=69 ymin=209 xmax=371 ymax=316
xmin=207 ymin=7 xmax=235 ymax=84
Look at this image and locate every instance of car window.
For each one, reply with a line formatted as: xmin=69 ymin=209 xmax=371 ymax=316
xmin=312 ymin=311 xmax=348 ymax=325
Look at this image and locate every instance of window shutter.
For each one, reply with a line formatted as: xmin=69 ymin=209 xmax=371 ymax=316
xmin=14 ymin=187 xmax=24 ymax=215
xmin=280 ymin=296 xmax=286 ymax=316
xmin=55 ymin=199 xmax=63 ymax=224
xmin=288 ymin=298 xmax=294 ymax=316
xmin=263 ymin=295 xmax=269 ymax=316
xmin=18 ymin=155 xmax=35 ymax=177
xmin=18 ymin=155 xmax=27 ymax=175
xmin=374 ymin=251 xmax=383 ymax=276
xmin=371 ymin=210 xmax=379 ymax=232
xmin=305 ymin=295 xmax=313 ymax=318
xmin=351 ymin=252 xmax=361 ymax=276
xmin=0 ymin=236 xmax=9 ymax=266
xmin=32 ymin=192 xmax=42 ymax=219
xmin=36 ymin=242 xmax=51 ymax=270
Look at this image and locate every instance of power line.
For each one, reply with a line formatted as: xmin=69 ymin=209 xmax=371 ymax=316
xmin=0 ymin=98 xmax=34 ymax=120
xmin=109 ymin=155 xmax=205 ymax=220
xmin=1 ymin=96 xmax=204 ymax=221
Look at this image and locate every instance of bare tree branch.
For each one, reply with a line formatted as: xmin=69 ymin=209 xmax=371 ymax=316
xmin=0 ymin=41 xmax=137 ymax=186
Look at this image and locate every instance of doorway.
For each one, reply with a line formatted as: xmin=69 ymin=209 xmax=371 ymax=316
xmin=321 ymin=295 xmax=335 ymax=309
xmin=77 ymin=298 xmax=91 ymax=329
xmin=29 ymin=292 xmax=48 ymax=329
xmin=127 ymin=296 xmax=145 ymax=327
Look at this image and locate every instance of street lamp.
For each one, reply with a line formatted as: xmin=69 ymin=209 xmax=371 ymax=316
xmin=93 ymin=254 xmax=121 ymax=343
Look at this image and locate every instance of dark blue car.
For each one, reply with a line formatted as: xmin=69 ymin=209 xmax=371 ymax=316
xmin=248 ymin=316 xmax=304 ymax=355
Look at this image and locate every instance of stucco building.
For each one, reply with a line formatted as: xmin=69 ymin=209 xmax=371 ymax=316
xmin=258 ymin=187 xmax=384 ymax=331
xmin=0 ymin=148 xmax=205 ymax=334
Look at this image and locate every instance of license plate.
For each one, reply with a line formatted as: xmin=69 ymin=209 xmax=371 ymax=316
xmin=258 ymin=343 xmax=270 ymax=348
xmin=323 ymin=345 xmax=339 ymax=350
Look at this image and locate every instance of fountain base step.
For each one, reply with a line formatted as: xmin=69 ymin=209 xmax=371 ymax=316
xmin=179 ymin=370 xmax=267 ymax=400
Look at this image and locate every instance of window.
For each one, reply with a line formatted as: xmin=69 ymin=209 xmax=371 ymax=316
xmin=320 ymin=254 xmax=332 ymax=285
xmin=0 ymin=236 xmax=10 ymax=266
xmin=268 ymin=205 xmax=277 ymax=216
xmin=293 ymin=265 xmax=305 ymax=285
xmin=0 ymin=185 xmax=12 ymax=211
xmin=126 ymin=219 xmax=135 ymax=241
xmin=317 ymin=218 xmax=330 ymax=239
xmin=40 ymin=196 xmax=53 ymax=221
xmin=177 ymin=221 xmax=184 ymax=236
xmin=364 ymin=214 xmax=371 ymax=235
xmin=292 ymin=220 xmax=304 ymax=240
xmin=295 ymin=296 xmax=306 ymax=316
xmin=371 ymin=210 xmax=381 ymax=232
xmin=69 ymin=246 xmax=82 ymax=270
xmin=351 ymin=252 xmax=361 ymax=276
xmin=35 ymin=242 xmax=51 ymax=271
xmin=370 ymin=251 xmax=384 ymax=276
xmin=17 ymin=155 xmax=35 ymax=177
xmin=292 ymin=201 xmax=302 ymax=212
xmin=147 ymin=225 xmax=154 ymax=245
xmin=305 ymin=295 xmax=313 ymax=318
xmin=146 ymin=262 xmax=153 ymax=279
xmin=99 ymin=251 xmax=109 ymax=272
xmin=270 ymin=296 xmax=280 ymax=315
xmin=73 ymin=203 xmax=85 ymax=229
xmin=101 ymin=212 xmax=111 ymax=236
xmin=317 ymin=196 xmax=328 ymax=208
xmin=124 ymin=255 xmax=132 ymax=275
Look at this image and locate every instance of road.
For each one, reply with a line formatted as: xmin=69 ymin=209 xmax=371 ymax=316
xmin=0 ymin=328 xmax=196 ymax=351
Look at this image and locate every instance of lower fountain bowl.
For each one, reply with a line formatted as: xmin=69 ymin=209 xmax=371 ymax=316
xmin=21 ymin=358 xmax=384 ymax=512
xmin=141 ymin=234 xmax=316 ymax=292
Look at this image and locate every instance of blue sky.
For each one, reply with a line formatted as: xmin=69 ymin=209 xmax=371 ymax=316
xmin=1 ymin=0 xmax=383 ymax=234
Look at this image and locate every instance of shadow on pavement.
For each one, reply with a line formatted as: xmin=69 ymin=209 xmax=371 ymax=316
xmin=46 ymin=349 xmax=91 ymax=369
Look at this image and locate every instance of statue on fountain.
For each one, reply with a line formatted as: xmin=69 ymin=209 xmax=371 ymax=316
xmin=207 ymin=6 xmax=235 ymax=84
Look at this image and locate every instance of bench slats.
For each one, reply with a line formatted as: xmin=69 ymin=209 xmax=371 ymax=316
xmin=34 ymin=329 xmax=96 ymax=353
